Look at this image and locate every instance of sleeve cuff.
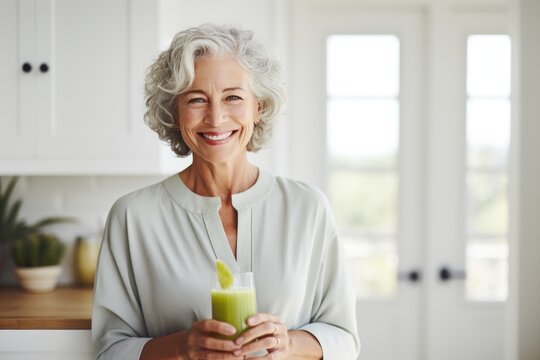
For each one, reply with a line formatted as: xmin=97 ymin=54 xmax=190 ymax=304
xmin=298 ymin=323 xmax=359 ymax=360
xmin=96 ymin=337 xmax=152 ymax=360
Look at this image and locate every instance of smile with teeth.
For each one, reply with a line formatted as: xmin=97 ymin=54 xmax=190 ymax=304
xmin=200 ymin=131 xmax=235 ymax=141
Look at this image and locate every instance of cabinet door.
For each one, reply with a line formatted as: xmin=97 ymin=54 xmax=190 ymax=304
xmin=33 ymin=0 xmax=161 ymax=173
xmin=0 ymin=0 xmax=35 ymax=162
xmin=0 ymin=330 xmax=94 ymax=360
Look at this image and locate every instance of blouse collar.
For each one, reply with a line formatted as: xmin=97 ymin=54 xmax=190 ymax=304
xmin=162 ymin=168 xmax=275 ymax=214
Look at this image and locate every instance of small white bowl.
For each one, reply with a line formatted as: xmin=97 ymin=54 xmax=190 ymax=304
xmin=15 ymin=266 xmax=62 ymax=293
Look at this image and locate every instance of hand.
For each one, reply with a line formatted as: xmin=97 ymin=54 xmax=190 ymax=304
xmin=233 ymin=313 xmax=289 ymax=359
xmin=182 ymin=319 xmax=245 ymax=359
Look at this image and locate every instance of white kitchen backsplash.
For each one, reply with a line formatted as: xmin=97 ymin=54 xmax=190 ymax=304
xmin=0 ymin=175 xmax=166 ymax=285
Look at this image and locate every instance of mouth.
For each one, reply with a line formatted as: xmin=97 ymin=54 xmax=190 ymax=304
xmin=198 ymin=130 xmax=237 ymax=143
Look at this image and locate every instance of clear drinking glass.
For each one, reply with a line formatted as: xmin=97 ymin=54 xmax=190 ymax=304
xmin=211 ymin=272 xmax=257 ymax=340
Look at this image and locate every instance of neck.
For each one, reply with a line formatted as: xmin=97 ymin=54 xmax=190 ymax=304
xmin=180 ymin=155 xmax=259 ymax=202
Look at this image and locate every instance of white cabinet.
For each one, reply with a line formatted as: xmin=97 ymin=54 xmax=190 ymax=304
xmin=0 ymin=0 xmax=184 ymax=174
xmin=0 ymin=330 xmax=94 ymax=359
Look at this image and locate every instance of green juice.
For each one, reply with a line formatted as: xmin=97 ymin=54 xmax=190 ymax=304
xmin=211 ymin=287 xmax=257 ymax=340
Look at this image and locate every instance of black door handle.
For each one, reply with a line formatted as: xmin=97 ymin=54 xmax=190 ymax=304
xmin=22 ymin=62 xmax=32 ymax=73
xmin=398 ymin=269 xmax=422 ymax=283
xmin=439 ymin=266 xmax=466 ymax=282
xmin=39 ymin=63 xmax=49 ymax=73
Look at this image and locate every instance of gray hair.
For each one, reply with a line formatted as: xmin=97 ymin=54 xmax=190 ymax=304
xmin=144 ymin=24 xmax=286 ymax=157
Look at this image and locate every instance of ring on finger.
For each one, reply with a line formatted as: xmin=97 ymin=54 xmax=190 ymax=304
xmin=273 ymin=322 xmax=278 ymax=335
xmin=270 ymin=335 xmax=280 ymax=351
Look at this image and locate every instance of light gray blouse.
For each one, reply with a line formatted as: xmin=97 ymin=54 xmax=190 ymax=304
xmin=92 ymin=169 xmax=360 ymax=359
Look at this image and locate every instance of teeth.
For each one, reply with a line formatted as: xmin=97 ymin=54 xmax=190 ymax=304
xmin=202 ymin=131 xmax=233 ymax=141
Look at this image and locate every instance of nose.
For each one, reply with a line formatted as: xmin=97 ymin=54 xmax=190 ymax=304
xmin=204 ymin=101 xmax=226 ymax=126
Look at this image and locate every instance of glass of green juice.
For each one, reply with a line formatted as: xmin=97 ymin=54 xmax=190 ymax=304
xmin=211 ymin=272 xmax=257 ymax=340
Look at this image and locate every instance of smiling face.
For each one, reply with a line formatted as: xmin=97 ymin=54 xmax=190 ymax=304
xmin=176 ymin=56 xmax=260 ymax=166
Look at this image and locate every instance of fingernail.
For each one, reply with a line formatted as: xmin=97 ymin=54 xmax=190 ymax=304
xmin=235 ymin=336 xmax=244 ymax=345
xmin=226 ymin=326 xmax=236 ymax=335
xmin=233 ymin=349 xmax=242 ymax=356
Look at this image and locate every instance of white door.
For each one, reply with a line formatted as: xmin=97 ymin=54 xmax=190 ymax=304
xmin=425 ymin=8 xmax=510 ymax=360
xmin=289 ymin=2 xmax=510 ymax=359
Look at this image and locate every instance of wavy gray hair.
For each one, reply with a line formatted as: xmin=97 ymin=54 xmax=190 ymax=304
xmin=144 ymin=24 xmax=286 ymax=157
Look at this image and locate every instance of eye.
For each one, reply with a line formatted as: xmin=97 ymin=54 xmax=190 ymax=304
xmin=187 ymin=97 xmax=206 ymax=104
xmin=226 ymin=95 xmax=243 ymax=101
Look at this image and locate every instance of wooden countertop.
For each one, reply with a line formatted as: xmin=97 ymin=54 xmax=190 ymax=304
xmin=0 ymin=287 xmax=93 ymax=330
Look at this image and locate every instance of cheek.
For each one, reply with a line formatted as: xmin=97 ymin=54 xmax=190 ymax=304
xmin=231 ymin=105 xmax=258 ymax=124
xmin=177 ymin=109 xmax=200 ymax=128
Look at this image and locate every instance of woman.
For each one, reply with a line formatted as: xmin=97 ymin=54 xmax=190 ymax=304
xmin=92 ymin=24 xmax=360 ymax=360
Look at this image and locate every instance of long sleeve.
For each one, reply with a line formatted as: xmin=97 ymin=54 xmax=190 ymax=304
xmin=92 ymin=199 xmax=151 ymax=359
xmin=298 ymin=195 xmax=361 ymax=360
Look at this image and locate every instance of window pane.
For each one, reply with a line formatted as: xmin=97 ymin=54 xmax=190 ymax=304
xmin=327 ymin=35 xmax=399 ymax=97
xmin=327 ymin=99 xmax=399 ymax=167
xmin=466 ymin=241 xmax=508 ymax=301
xmin=466 ymin=34 xmax=511 ymax=302
xmin=327 ymin=34 xmax=400 ymax=301
xmin=467 ymin=35 xmax=511 ymax=97
xmin=343 ymin=236 xmax=398 ymax=298
xmin=467 ymin=173 xmax=508 ymax=235
xmin=329 ymin=170 xmax=398 ymax=233
xmin=467 ymin=99 xmax=511 ymax=169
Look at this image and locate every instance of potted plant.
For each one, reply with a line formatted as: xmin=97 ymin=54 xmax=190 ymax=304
xmin=1 ymin=177 xmax=72 ymax=243
xmin=1 ymin=177 xmax=74 ymax=291
xmin=11 ymin=233 xmax=67 ymax=292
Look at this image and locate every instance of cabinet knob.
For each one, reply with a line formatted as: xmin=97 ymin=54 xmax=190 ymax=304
xmin=22 ymin=62 xmax=32 ymax=73
xmin=39 ymin=63 xmax=49 ymax=73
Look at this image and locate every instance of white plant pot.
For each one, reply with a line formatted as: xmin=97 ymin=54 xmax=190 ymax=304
xmin=15 ymin=265 xmax=62 ymax=293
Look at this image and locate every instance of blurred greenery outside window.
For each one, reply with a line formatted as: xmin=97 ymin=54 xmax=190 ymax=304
xmin=465 ymin=35 xmax=511 ymax=301
xmin=326 ymin=34 xmax=511 ymax=301
xmin=326 ymin=35 xmax=400 ymax=299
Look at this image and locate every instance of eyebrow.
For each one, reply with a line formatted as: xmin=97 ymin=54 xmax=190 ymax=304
xmin=182 ymin=87 xmax=247 ymax=96
xmin=223 ymin=87 xmax=247 ymax=92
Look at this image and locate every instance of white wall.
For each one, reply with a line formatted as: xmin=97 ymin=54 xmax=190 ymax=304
xmin=0 ymin=175 xmax=164 ymax=285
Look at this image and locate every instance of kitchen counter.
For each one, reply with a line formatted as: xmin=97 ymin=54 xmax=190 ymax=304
xmin=0 ymin=287 xmax=93 ymax=330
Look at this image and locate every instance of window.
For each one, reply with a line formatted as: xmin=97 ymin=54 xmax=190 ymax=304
xmin=326 ymin=35 xmax=400 ymax=298
xmin=465 ymin=35 xmax=511 ymax=301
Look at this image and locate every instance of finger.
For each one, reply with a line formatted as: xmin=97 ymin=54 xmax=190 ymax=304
xmin=234 ymin=335 xmax=279 ymax=356
xmin=245 ymin=313 xmax=282 ymax=327
xmin=187 ymin=348 xmax=246 ymax=360
xmin=195 ymin=334 xmax=242 ymax=352
xmin=241 ymin=348 xmax=287 ymax=360
xmin=235 ymin=321 xmax=278 ymax=345
xmin=194 ymin=319 xmax=237 ymax=336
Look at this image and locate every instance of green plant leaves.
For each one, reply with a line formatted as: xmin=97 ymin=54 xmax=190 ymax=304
xmin=11 ymin=234 xmax=67 ymax=267
xmin=0 ymin=177 xmax=27 ymax=243
xmin=0 ymin=177 xmax=75 ymax=243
